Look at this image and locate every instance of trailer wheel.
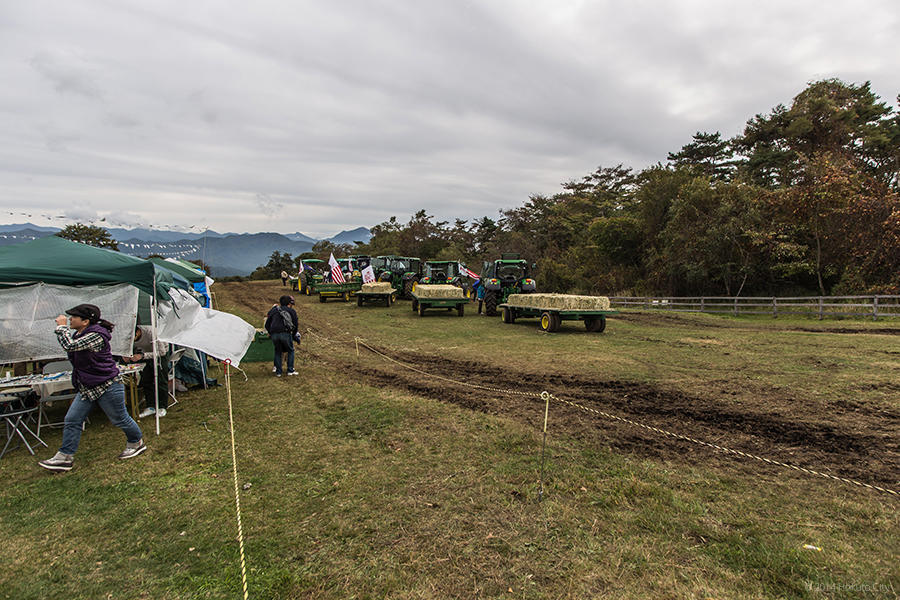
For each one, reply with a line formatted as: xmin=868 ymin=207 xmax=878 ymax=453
xmin=342 ymin=292 xmax=349 ymax=302
xmin=585 ymin=316 xmax=606 ymax=332
xmin=501 ymin=306 xmax=513 ymax=323
xmin=318 ymin=294 xmax=326 ymax=303
xmin=418 ymin=303 xmax=426 ymax=317
xmin=457 ymin=303 xmax=465 ymax=317
xmin=305 ymin=286 xmax=311 ymax=296
xmin=357 ymin=295 xmax=363 ymax=307
xmin=540 ymin=312 xmax=560 ymax=332
xmin=385 ymin=295 xmax=391 ymax=307
xmin=411 ymin=299 xmax=419 ymax=312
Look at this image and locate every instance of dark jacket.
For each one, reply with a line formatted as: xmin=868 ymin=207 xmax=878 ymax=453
xmin=69 ymin=324 xmax=120 ymax=389
xmin=265 ymin=305 xmax=298 ymax=335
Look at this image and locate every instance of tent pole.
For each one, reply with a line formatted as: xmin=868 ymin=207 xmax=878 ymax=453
xmin=151 ymin=284 xmax=161 ymax=436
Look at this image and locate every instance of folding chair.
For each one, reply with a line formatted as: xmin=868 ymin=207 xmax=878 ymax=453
xmin=1 ymin=389 xmax=48 ymax=458
xmin=37 ymin=360 xmax=80 ymax=437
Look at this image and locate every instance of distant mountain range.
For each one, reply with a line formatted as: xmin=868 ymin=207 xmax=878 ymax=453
xmin=0 ymin=223 xmax=372 ymax=277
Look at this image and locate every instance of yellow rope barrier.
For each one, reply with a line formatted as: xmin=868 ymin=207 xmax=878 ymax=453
xmin=305 ymin=330 xmax=899 ymax=499
xmin=224 ymin=361 xmax=250 ymax=599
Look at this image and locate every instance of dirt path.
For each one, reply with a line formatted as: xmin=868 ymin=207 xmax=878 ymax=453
xmin=220 ymin=281 xmax=900 ymax=491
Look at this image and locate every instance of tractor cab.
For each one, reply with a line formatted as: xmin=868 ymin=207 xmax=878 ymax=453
xmin=298 ymin=259 xmax=327 ymax=295
xmin=336 ymin=258 xmax=361 ymax=282
xmin=421 ymin=260 xmax=462 ymax=285
xmin=376 ymin=255 xmax=422 ymax=298
xmin=479 ymin=253 xmax=536 ymax=315
xmin=350 ymin=255 xmax=372 ymax=272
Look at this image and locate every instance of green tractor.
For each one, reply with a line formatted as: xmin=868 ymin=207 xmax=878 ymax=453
xmin=376 ymin=255 xmax=422 ymax=298
xmin=419 ymin=260 xmax=470 ymax=297
xmin=297 ymin=259 xmax=327 ymax=295
xmin=480 ymin=254 xmax=536 ymax=316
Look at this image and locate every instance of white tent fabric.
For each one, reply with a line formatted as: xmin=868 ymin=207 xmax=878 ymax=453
xmin=156 ymin=288 xmax=255 ymax=367
xmin=0 ymin=283 xmax=138 ymax=362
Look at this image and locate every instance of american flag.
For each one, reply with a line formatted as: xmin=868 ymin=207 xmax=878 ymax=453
xmin=459 ymin=262 xmax=480 ymax=280
xmin=328 ymin=253 xmax=346 ymax=284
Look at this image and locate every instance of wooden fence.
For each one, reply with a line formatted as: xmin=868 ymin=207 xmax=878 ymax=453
xmin=608 ymin=295 xmax=900 ymax=320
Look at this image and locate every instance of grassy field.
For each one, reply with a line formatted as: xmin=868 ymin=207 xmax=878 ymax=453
xmin=1 ymin=279 xmax=897 ymax=599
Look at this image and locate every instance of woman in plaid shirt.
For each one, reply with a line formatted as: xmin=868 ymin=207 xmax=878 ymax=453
xmin=39 ymin=304 xmax=145 ymax=472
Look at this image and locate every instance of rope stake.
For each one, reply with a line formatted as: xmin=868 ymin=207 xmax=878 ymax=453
xmin=224 ymin=360 xmax=250 ymax=599
xmin=538 ymin=391 xmax=551 ymax=502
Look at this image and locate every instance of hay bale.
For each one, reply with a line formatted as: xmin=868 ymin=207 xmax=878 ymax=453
xmin=507 ymin=293 xmax=610 ymax=311
xmin=361 ymin=282 xmax=394 ymax=293
xmin=414 ymin=284 xmax=465 ymax=299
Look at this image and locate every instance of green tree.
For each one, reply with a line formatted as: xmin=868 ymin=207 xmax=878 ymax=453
xmin=659 ymin=179 xmax=767 ymax=296
xmin=734 ymin=79 xmax=896 ymax=188
xmin=667 ymin=131 xmax=736 ymax=180
xmin=250 ymin=250 xmax=295 ymax=280
xmin=56 ymin=224 xmax=118 ymax=250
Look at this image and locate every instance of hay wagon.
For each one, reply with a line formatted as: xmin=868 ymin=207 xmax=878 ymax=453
xmin=314 ymin=281 xmax=362 ymax=302
xmin=499 ymin=294 xmax=617 ymax=332
xmin=355 ymin=282 xmax=396 ymax=307
xmin=410 ymin=284 xmax=467 ymax=317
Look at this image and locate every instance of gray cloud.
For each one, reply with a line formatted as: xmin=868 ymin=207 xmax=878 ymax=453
xmin=0 ymin=0 xmax=897 ymax=235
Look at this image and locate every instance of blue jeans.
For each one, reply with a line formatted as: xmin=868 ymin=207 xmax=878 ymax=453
xmin=60 ymin=382 xmax=143 ymax=455
xmin=271 ymin=333 xmax=294 ymax=375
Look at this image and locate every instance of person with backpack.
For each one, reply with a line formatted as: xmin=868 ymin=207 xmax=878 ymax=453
xmin=264 ymin=295 xmax=299 ymax=377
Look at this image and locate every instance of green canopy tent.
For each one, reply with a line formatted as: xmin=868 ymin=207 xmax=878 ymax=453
xmin=148 ymin=257 xmax=205 ymax=284
xmin=0 ymin=236 xmax=177 ymax=301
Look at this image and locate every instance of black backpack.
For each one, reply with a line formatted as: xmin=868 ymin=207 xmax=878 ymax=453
xmin=276 ymin=307 xmax=294 ymax=332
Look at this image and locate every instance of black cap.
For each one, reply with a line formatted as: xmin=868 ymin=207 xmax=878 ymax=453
xmin=65 ymin=303 xmax=101 ymax=321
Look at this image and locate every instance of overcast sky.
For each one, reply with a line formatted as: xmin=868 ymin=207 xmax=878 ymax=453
xmin=1 ymin=1 xmax=897 ymax=238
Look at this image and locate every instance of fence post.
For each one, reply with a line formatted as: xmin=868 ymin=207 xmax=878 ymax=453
xmin=733 ymin=297 xmax=738 ymax=316
xmin=873 ymin=295 xmax=879 ymax=321
xmin=772 ymin=297 xmax=777 ymax=318
xmin=818 ymin=297 xmax=823 ymax=320
xmin=700 ymin=297 xmax=705 ymax=313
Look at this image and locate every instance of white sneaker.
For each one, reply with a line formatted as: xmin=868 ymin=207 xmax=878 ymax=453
xmin=287 ymin=371 xmax=299 ymax=376
xmin=118 ymin=440 xmax=147 ymax=460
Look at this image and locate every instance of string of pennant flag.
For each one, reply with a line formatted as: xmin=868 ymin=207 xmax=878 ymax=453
xmin=3 ymin=210 xmax=208 ymax=233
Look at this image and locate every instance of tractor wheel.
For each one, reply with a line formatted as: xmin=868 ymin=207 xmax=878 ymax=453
xmin=457 ymin=304 xmax=465 ymax=317
xmin=411 ymin=281 xmax=417 ymax=294
xmin=318 ymin=294 xmax=326 ymax=303
xmin=411 ymin=299 xmax=419 ymax=312
xmin=484 ymin=291 xmax=498 ymax=316
xmin=298 ymin=277 xmax=306 ymax=294
xmin=501 ymin=306 xmax=514 ymax=323
xmin=418 ymin=303 xmax=426 ymax=317
xmin=403 ymin=279 xmax=415 ymax=299
xmin=357 ymin=295 xmax=363 ymax=307
xmin=342 ymin=291 xmax=349 ymax=302
xmin=540 ymin=312 xmax=560 ymax=332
